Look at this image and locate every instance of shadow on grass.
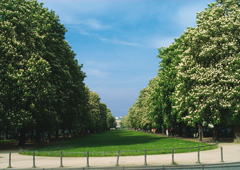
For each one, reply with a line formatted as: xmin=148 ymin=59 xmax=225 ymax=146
xmin=36 ymin=130 xmax=166 ymax=151
xmin=20 ymin=130 xmax=216 ymax=157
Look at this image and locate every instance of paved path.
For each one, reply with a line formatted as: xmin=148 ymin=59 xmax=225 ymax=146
xmin=0 ymin=143 xmax=240 ymax=169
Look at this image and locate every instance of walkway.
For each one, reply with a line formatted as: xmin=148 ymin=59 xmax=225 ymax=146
xmin=0 ymin=143 xmax=240 ymax=169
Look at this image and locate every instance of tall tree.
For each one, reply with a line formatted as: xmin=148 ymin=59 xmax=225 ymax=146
xmin=175 ymin=0 xmax=240 ymax=140
xmin=152 ymin=40 xmax=182 ymax=134
xmin=106 ymin=108 xmax=117 ymax=129
xmin=0 ymin=0 xmax=56 ymax=145
xmin=0 ymin=0 xmax=88 ymax=144
xmin=87 ymin=90 xmax=109 ymax=132
xmin=126 ymin=78 xmax=158 ymax=130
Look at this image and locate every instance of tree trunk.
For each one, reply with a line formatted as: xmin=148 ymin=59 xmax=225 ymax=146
xmin=0 ymin=130 xmax=1 ymax=148
xmin=63 ymin=129 xmax=66 ymax=138
xmin=4 ymin=131 xmax=7 ymax=140
xmin=161 ymin=126 xmax=165 ymax=135
xmin=55 ymin=129 xmax=59 ymax=139
xmin=36 ymin=129 xmax=41 ymax=143
xmin=213 ymin=125 xmax=220 ymax=141
xmin=28 ymin=130 xmax=33 ymax=142
xmin=178 ymin=123 xmax=183 ymax=137
xmin=199 ymin=124 xmax=203 ymax=142
xmin=47 ymin=131 xmax=51 ymax=144
xmin=233 ymin=126 xmax=240 ymax=142
xmin=186 ymin=126 xmax=191 ymax=137
xmin=18 ymin=129 xmax=26 ymax=147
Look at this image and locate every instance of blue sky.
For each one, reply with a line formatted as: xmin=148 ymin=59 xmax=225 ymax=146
xmin=38 ymin=0 xmax=214 ymax=117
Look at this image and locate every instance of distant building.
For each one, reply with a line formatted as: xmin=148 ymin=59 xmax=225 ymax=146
xmin=115 ymin=117 xmax=122 ymax=128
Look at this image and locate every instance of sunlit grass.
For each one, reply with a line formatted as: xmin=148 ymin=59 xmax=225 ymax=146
xmin=20 ymin=129 xmax=217 ymax=157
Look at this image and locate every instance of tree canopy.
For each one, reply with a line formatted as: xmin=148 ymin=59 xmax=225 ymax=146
xmin=0 ymin=0 xmax=115 ymax=145
xmin=123 ymin=0 xmax=240 ymax=141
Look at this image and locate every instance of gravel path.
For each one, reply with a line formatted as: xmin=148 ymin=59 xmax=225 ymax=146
xmin=0 ymin=143 xmax=240 ymax=169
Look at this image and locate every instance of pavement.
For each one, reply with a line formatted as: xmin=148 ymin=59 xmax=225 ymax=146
xmin=0 ymin=143 xmax=240 ymax=169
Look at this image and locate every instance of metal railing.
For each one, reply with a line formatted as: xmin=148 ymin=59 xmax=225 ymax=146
xmin=1 ymin=144 xmax=222 ymax=169
xmin=1 ymin=162 xmax=240 ymax=170
xmin=83 ymin=162 xmax=240 ymax=170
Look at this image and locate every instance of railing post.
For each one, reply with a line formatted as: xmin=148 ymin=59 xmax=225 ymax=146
xmin=198 ymin=147 xmax=200 ymax=164
xmin=86 ymin=151 xmax=89 ymax=167
xmin=8 ymin=152 xmax=12 ymax=168
xmin=221 ymin=147 xmax=224 ymax=162
xmin=60 ymin=151 xmax=63 ymax=167
xmin=115 ymin=150 xmax=120 ymax=166
xmin=172 ymin=149 xmax=174 ymax=164
xmin=33 ymin=151 xmax=36 ymax=168
xmin=144 ymin=149 xmax=147 ymax=166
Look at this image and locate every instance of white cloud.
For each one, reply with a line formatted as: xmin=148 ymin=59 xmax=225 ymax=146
xmin=81 ymin=19 xmax=110 ymax=30
xmin=84 ymin=68 xmax=109 ymax=79
xmin=98 ymin=35 xmax=175 ymax=49
xmin=177 ymin=5 xmax=198 ymax=28
xmin=176 ymin=1 xmax=213 ymax=29
xmin=40 ymin=0 xmax=112 ymax=30
xmin=40 ymin=0 xmax=112 ymax=15
xmin=83 ymin=60 xmax=111 ymax=79
xmin=75 ymin=28 xmax=91 ymax=36
xmin=99 ymin=37 xmax=142 ymax=47
xmin=149 ymin=37 xmax=176 ymax=49
xmin=64 ymin=18 xmax=111 ymax=30
xmin=85 ymin=60 xmax=106 ymax=68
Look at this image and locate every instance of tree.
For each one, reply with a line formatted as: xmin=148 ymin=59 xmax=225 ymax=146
xmin=126 ymin=78 xmax=158 ymax=130
xmin=99 ymin=103 xmax=108 ymax=131
xmin=106 ymin=108 xmax=117 ymax=129
xmin=0 ymin=0 xmax=57 ymax=145
xmin=0 ymin=0 xmax=88 ymax=145
xmin=120 ymin=116 xmax=129 ymax=128
xmin=88 ymin=91 xmax=101 ymax=132
xmin=126 ymin=0 xmax=240 ymax=141
xmin=174 ymin=0 xmax=240 ymax=141
xmin=151 ymin=41 xmax=182 ymax=134
xmin=87 ymin=90 xmax=110 ymax=132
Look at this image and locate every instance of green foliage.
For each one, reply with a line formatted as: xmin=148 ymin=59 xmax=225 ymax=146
xmin=0 ymin=0 xmax=111 ymax=145
xmin=87 ymin=90 xmax=107 ymax=132
xmin=125 ymin=0 xmax=240 ymax=139
xmin=0 ymin=0 xmax=56 ymax=136
xmin=106 ymin=108 xmax=117 ymax=129
xmin=175 ymin=0 xmax=240 ymax=128
xmin=155 ymin=41 xmax=182 ymax=129
xmin=126 ymin=78 xmax=159 ymax=130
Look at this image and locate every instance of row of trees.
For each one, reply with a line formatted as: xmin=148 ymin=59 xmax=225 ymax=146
xmin=0 ymin=0 xmax=116 ymax=146
xmin=122 ymin=0 xmax=240 ymax=141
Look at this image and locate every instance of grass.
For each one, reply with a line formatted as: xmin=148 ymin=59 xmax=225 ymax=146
xmin=20 ymin=129 xmax=217 ymax=157
xmin=0 ymin=139 xmax=16 ymax=143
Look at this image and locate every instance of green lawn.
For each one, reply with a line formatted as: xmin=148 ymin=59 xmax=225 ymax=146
xmin=20 ymin=129 xmax=216 ymax=157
